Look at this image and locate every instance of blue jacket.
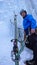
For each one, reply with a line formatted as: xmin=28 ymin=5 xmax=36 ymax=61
xmin=23 ymin=14 xmax=36 ymax=35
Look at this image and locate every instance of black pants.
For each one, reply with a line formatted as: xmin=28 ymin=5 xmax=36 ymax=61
xmin=33 ymin=43 xmax=37 ymax=65
xmin=27 ymin=33 xmax=37 ymax=65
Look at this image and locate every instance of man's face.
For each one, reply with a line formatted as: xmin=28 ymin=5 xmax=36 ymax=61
xmin=21 ymin=12 xmax=26 ymax=18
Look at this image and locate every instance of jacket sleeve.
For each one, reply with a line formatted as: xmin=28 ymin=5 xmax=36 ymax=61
xmin=28 ymin=15 xmax=36 ymax=29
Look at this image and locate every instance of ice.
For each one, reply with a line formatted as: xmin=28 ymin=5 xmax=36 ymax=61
xmin=0 ymin=0 xmax=37 ymax=65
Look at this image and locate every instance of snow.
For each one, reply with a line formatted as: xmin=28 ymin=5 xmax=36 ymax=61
xmin=0 ymin=0 xmax=37 ymax=65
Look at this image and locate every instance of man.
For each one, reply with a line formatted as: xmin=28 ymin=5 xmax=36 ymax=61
xmin=20 ymin=9 xmax=36 ymax=35
xmin=20 ymin=9 xmax=37 ymax=65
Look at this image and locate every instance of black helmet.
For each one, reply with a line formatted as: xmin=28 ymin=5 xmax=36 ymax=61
xmin=20 ymin=9 xmax=27 ymax=15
